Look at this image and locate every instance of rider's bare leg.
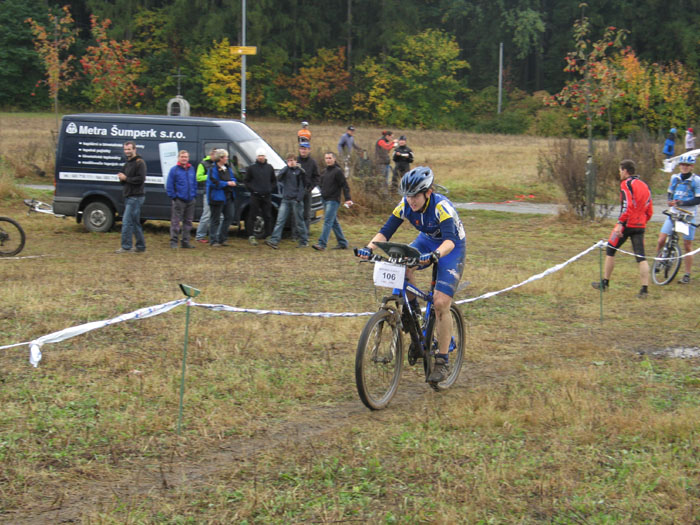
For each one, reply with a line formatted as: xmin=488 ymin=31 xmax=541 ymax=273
xmin=432 ymin=290 xmax=453 ymax=356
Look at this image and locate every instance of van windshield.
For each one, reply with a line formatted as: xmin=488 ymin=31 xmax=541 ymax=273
xmin=216 ymin=121 xmax=285 ymax=170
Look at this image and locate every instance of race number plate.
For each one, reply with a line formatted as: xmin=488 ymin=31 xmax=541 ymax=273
xmin=373 ymin=261 xmax=406 ymax=289
xmin=675 ymin=221 xmax=690 ymax=235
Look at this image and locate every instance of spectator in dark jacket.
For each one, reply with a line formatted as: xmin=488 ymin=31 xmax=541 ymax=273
xmin=312 ymin=152 xmax=353 ymax=251
xmin=266 ymin=154 xmax=308 ymax=249
xmin=297 ymin=141 xmax=320 ymax=232
xmin=116 ymin=141 xmax=147 ymax=253
xmin=206 ymin=149 xmax=237 ymax=247
xmin=392 ymin=135 xmax=414 ymax=192
xmin=166 ymin=150 xmax=197 ymax=249
xmin=244 ymin=148 xmax=277 ymax=244
xmin=375 ymin=130 xmax=395 ymax=189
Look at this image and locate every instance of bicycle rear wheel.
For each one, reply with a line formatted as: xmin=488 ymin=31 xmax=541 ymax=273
xmin=0 ymin=217 xmax=26 ymax=256
xmin=423 ymin=304 xmax=465 ymax=392
xmin=355 ymin=309 xmax=403 ymax=410
xmin=652 ymin=243 xmax=681 ymax=285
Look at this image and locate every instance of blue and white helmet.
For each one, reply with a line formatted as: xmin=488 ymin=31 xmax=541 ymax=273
xmin=399 ymin=166 xmax=434 ymax=196
xmin=670 ymin=127 xmax=677 ymax=134
xmin=678 ymin=153 xmax=696 ymax=165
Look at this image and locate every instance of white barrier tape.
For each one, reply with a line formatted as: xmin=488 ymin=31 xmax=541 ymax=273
xmin=0 ymin=240 xmax=632 ymax=367
xmin=455 ymin=241 xmax=606 ymax=305
xmin=607 ymin=243 xmax=700 ymax=260
xmin=192 ymin=302 xmax=374 ymax=318
xmin=25 ymin=298 xmax=188 ymax=367
xmin=0 ymin=341 xmax=33 ymax=350
xmin=0 ymin=255 xmax=51 ymax=261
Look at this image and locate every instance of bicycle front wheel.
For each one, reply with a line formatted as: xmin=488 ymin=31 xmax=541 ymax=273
xmin=0 ymin=217 xmax=26 ymax=256
xmin=424 ymin=304 xmax=465 ymax=392
xmin=355 ymin=309 xmax=403 ymax=410
xmin=652 ymin=243 xmax=681 ymax=285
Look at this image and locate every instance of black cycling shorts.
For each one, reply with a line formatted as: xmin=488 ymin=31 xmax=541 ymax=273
xmin=606 ymin=226 xmax=646 ymax=262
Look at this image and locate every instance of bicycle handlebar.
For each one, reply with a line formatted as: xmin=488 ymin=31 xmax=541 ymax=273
xmin=663 ymin=208 xmax=693 ymax=222
xmin=353 ymin=248 xmax=423 ymax=268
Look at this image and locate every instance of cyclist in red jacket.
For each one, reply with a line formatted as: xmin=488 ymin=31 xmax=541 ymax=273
xmin=592 ymin=159 xmax=653 ymax=298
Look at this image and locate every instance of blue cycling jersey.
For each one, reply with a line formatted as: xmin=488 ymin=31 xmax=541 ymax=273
xmin=378 ymin=193 xmax=466 ymax=244
xmin=668 ymin=173 xmax=700 ymax=222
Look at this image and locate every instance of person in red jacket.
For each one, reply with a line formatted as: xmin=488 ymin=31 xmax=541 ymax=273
xmin=592 ymin=159 xmax=653 ymax=298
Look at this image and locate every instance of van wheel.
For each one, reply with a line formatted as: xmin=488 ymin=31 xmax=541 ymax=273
xmin=245 ymin=209 xmax=277 ymax=238
xmin=83 ymin=202 xmax=114 ymax=232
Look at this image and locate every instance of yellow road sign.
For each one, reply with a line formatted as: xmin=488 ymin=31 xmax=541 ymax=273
xmin=230 ymin=46 xmax=257 ymax=55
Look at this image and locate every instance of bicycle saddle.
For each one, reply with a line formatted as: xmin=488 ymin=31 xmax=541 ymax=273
xmin=373 ymin=241 xmax=421 ymax=259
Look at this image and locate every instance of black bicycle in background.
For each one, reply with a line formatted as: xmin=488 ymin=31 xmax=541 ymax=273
xmin=652 ymin=208 xmax=694 ymax=285
xmin=0 ymin=216 xmax=26 ymax=256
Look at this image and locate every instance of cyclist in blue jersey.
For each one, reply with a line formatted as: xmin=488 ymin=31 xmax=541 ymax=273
xmin=357 ymin=167 xmax=466 ymax=383
xmin=655 ymin=153 xmax=700 ymax=283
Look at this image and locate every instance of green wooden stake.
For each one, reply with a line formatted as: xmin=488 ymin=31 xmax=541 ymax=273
xmin=177 ymin=284 xmax=201 ymax=436
xmin=599 ymin=244 xmax=604 ymax=323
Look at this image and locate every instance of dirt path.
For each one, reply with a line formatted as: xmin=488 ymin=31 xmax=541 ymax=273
xmin=3 ymin=363 xmax=511 ymax=524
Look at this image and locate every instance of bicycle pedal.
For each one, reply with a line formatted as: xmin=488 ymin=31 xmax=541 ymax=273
xmin=407 ymin=341 xmax=422 ymax=365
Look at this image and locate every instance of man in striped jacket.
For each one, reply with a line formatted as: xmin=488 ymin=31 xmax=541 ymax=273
xmin=592 ymin=159 xmax=653 ymax=298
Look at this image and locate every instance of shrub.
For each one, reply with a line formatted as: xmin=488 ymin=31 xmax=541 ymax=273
xmin=529 ymin=107 xmax=572 ymax=137
xmin=538 ymin=132 xmax=662 ymax=218
xmin=472 ymin=110 xmax=532 ymax=135
xmin=0 ymin=160 xmax=25 ymax=200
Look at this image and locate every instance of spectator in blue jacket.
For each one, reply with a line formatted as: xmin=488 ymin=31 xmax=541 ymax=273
xmin=265 ymin=154 xmax=308 ymax=249
xmin=166 ymin=150 xmax=197 ymax=249
xmin=663 ymin=128 xmax=677 ymax=158
xmin=206 ymin=149 xmax=238 ymax=247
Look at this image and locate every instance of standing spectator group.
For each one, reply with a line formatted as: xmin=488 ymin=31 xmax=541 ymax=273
xmin=112 ymin=124 xmax=419 ymax=255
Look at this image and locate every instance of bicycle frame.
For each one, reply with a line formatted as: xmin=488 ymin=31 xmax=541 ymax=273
xmin=663 ymin=209 xmax=693 ymax=254
xmin=652 ymin=208 xmax=693 ymax=285
xmin=370 ymin=252 xmax=441 ymax=362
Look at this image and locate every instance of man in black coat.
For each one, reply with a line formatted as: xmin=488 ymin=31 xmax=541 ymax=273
xmin=244 ymin=148 xmax=277 ymax=244
xmin=297 ymin=141 xmax=320 ymax=233
xmin=312 ymin=152 xmax=353 ymax=251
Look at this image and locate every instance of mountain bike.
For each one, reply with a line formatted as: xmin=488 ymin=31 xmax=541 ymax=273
xmin=354 ymin=241 xmax=465 ymax=410
xmin=652 ymin=208 xmax=694 ymax=285
xmin=0 ymin=216 xmax=26 ymax=256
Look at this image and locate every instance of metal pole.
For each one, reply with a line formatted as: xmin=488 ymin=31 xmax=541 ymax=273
xmin=241 ymin=0 xmax=247 ymax=122
xmin=599 ymin=244 xmax=604 ymax=322
xmin=497 ymin=42 xmax=503 ymax=114
xmin=177 ymin=300 xmax=192 ymax=435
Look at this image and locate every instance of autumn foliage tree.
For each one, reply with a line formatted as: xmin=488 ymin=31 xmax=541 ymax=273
xmin=198 ymin=39 xmax=243 ymax=114
xmin=353 ymin=29 xmax=468 ymax=128
xmin=275 ymin=47 xmax=351 ymax=120
xmin=547 ymin=5 xmax=627 ymax=218
xmin=25 ymin=5 xmax=79 ymax=127
xmin=80 ymin=15 xmax=143 ymax=111
xmin=610 ymin=49 xmax=697 ymax=135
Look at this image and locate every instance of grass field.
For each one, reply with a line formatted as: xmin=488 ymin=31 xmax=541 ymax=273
xmin=0 ymin=115 xmax=699 ymax=523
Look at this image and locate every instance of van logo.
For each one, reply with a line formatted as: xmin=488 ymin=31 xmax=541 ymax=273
xmin=66 ymin=122 xmax=78 ymax=134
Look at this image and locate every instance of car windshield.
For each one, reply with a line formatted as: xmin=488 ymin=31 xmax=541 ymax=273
xmin=215 ymin=121 xmax=285 ymax=170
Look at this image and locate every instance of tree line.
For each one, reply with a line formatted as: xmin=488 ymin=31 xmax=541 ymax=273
xmin=2 ymin=0 xmax=699 ymax=136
